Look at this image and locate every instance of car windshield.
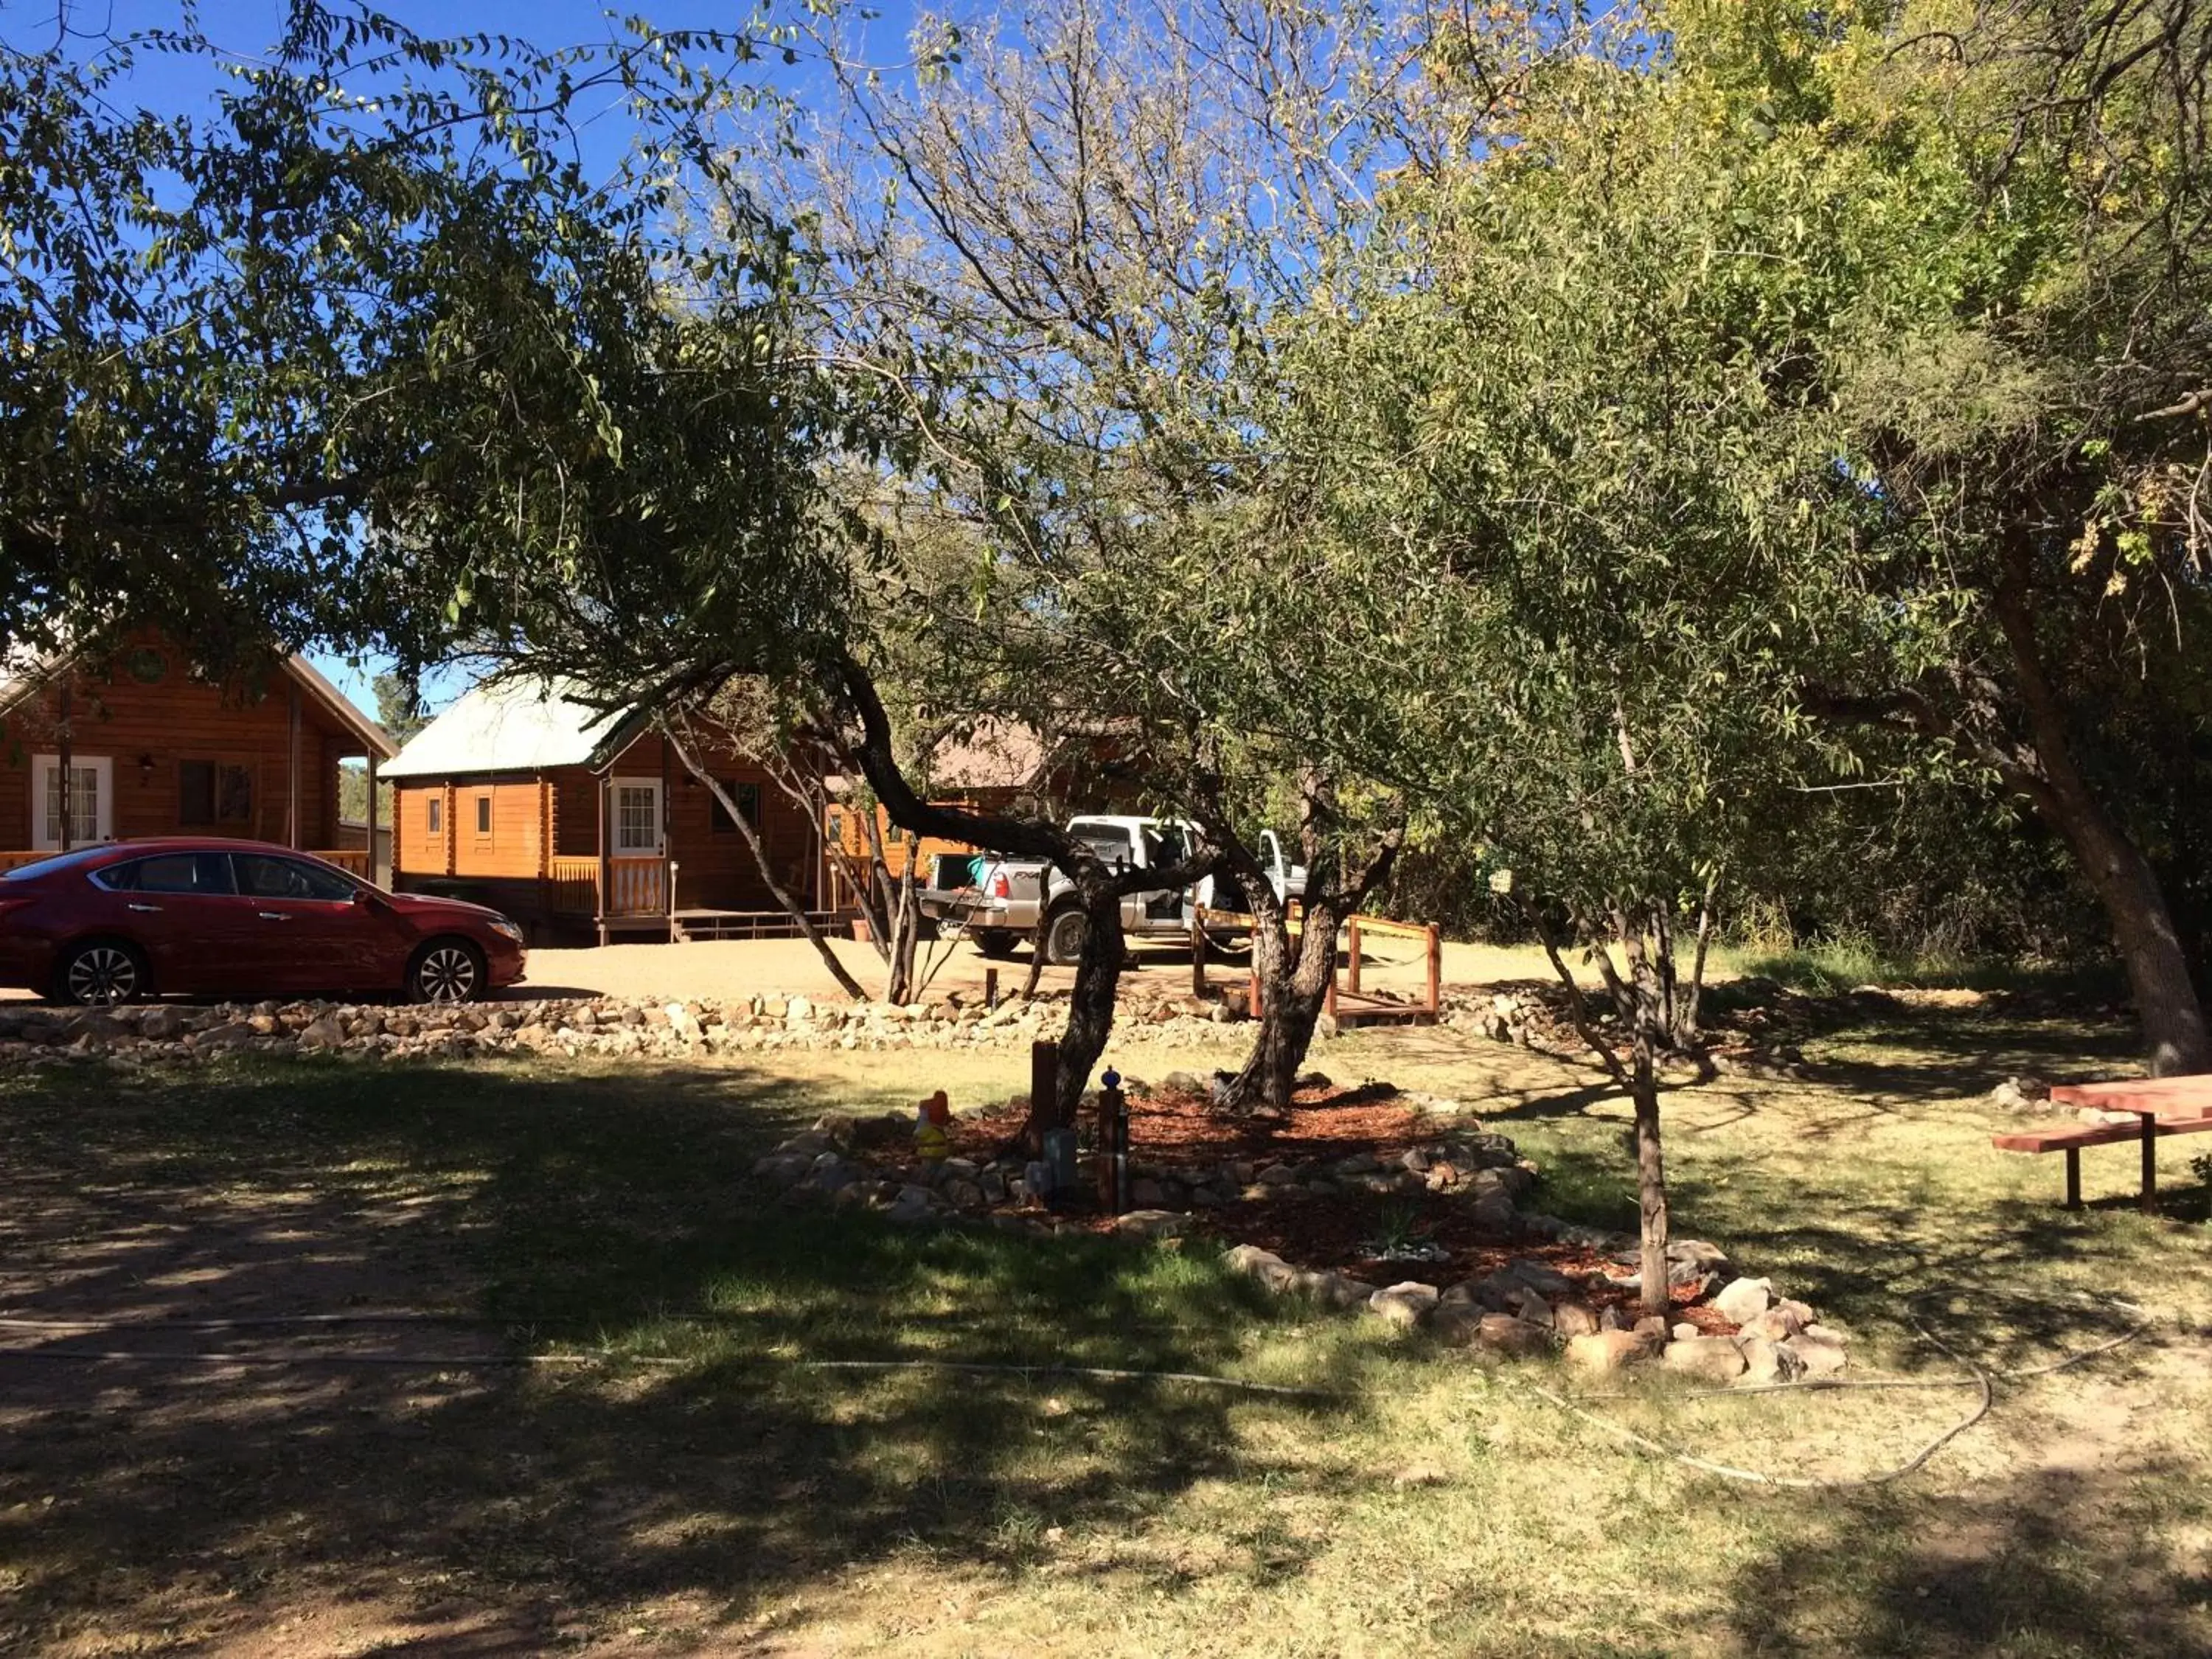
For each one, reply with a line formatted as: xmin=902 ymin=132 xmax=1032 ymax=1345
xmin=1 ymin=847 xmax=112 ymax=882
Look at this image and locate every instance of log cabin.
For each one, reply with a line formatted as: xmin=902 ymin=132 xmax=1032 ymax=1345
xmin=382 ymin=678 xmax=829 ymax=944
xmin=0 ymin=629 xmax=397 ymax=878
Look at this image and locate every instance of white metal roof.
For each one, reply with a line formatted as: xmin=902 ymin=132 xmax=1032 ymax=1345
xmin=379 ymin=676 xmax=638 ymax=779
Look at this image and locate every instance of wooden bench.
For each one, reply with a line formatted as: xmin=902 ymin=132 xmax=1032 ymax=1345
xmin=1992 ymin=1074 xmax=2212 ymax=1211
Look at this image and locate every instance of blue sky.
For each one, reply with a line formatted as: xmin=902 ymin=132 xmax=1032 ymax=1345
xmin=10 ymin=0 xmax=920 ymax=722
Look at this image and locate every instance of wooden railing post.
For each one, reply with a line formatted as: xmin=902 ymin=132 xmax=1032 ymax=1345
xmin=1027 ymin=1038 xmax=1061 ymax=1159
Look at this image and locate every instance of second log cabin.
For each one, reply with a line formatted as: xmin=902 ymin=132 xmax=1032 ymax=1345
xmin=382 ymin=678 xmax=827 ymax=944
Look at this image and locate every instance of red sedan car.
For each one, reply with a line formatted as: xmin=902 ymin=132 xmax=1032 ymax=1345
xmin=0 ymin=838 xmax=526 ymax=1006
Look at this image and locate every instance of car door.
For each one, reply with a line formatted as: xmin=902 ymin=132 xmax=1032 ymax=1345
xmin=229 ymin=852 xmax=407 ymax=995
xmin=91 ymin=851 xmax=256 ymax=994
xmin=1074 ymin=824 xmax=1142 ymax=931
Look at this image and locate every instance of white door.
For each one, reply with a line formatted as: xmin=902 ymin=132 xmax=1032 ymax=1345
xmin=611 ymin=777 xmax=664 ymax=856
xmin=32 ymin=755 xmax=113 ymax=850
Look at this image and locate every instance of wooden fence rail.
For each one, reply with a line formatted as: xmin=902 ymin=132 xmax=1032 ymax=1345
xmin=1189 ymin=905 xmax=1441 ymax=1025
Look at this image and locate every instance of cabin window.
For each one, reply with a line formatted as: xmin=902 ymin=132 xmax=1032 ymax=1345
xmin=709 ymin=780 xmax=762 ymax=835
xmin=426 ymin=796 xmax=442 ymax=835
xmin=178 ymin=760 xmax=251 ymax=827
xmin=474 ymin=794 xmax=493 ymax=836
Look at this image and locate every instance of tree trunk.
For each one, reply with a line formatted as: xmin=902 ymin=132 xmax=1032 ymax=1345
xmin=1018 ymin=899 xmax=1051 ymax=1000
xmin=1222 ymin=892 xmax=1335 ymax=1113
xmin=826 ymin=655 xmax=1214 ymax=1116
xmin=1618 ymin=904 xmax=1672 ymax=1315
xmin=883 ymin=838 xmax=921 ymax=1004
xmin=1209 ymin=787 xmax=1404 ymax=1114
xmin=1630 ymin=1015 xmax=1670 ymax=1316
xmin=661 ymin=723 xmax=866 ymax=1000
xmin=1051 ymin=879 xmax=1127 ymax=1127
xmin=1992 ymin=576 xmax=2210 ymax=1075
xmin=1534 ymin=900 xmax=1672 ymax=1314
xmin=2056 ymin=805 xmax=2207 ymax=1076
xmin=1677 ymin=874 xmax=1718 ymax=1048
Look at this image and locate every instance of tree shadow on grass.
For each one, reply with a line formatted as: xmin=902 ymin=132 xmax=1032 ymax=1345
xmin=1727 ymin=1462 xmax=2212 ymax=1657
xmin=1785 ymin=1008 xmax=2145 ymax=1107
xmin=0 ymin=1056 xmax=1391 ymax=1652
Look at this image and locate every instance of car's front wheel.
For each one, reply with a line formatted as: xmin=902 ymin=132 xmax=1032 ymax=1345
xmin=56 ymin=939 xmax=149 ymax=1006
xmin=408 ymin=939 xmax=486 ymax=1004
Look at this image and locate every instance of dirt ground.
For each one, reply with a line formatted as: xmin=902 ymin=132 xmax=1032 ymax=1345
xmin=509 ymin=933 xmax=1568 ymax=1006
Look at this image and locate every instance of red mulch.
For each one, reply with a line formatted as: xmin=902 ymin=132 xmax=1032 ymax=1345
xmin=947 ymin=1079 xmax=1433 ymax=1165
xmin=936 ymin=1080 xmax=1739 ymax=1330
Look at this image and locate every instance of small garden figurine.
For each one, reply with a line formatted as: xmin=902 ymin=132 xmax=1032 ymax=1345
xmin=914 ymin=1090 xmax=953 ymax=1163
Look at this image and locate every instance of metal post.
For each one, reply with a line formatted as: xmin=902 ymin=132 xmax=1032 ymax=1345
xmin=1425 ymin=924 xmax=1442 ymax=1015
xmin=1346 ymin=917 xmax=1362 ymax=996
xmin=2140 ymin=1110 xmax=2160 ymax=1214
xmin=1190 ymin=905 xmax=1206 ymax=996
xmin=985 ymin=967 xmax=999 ymax=1009
xmin=1111 ymin=1081 xmax=1130 ymax=1213
xmin=595 ymin=772 xmax=611 ymax=946
xmin=2065 ymin=1146 xmax=2081 ymax=1210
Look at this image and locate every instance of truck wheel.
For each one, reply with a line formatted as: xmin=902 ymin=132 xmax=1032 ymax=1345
xmin=1044 ymin=908 xmax=1088 ymax=967
xmin=973 ymin=930 xmax=1018 ymax=961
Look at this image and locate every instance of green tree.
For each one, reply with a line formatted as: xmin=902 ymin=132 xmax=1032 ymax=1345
xmin=0 ymin=1 xmax=792 ymax=675
xmin=785 ymin=0 xmax=1564 ymax=1110
xmin=1340 ymin=0 xmax=2212 ymax=1093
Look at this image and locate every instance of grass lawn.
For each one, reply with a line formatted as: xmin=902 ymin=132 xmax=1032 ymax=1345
xmin=2 ymin=990 xmax=2210 ymax=1656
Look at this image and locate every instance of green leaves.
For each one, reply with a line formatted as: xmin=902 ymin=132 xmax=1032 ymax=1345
xmin=0 ymin=2 xmax=801 ymax=673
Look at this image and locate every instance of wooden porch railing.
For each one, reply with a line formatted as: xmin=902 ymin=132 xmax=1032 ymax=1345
xmin=606 ymin=855 xmax=666 ymax=917
xmin=1190 ymin=905 xmax=1442 ymax=1023
xmin=540 ymin=855 xmax=669 ymax=918
xmin=546 ymin=855 xmax=599 ymax=915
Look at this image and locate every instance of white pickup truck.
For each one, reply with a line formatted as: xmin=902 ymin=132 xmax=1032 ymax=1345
xmin=919 ymin=814 xmax=1307 ymax=965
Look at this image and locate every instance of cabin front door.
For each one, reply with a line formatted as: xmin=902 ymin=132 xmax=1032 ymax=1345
xmin=607 ymin=776 xmax=667 ymax=916
xmin=32 ymin=755 xmax=113 ymax=850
